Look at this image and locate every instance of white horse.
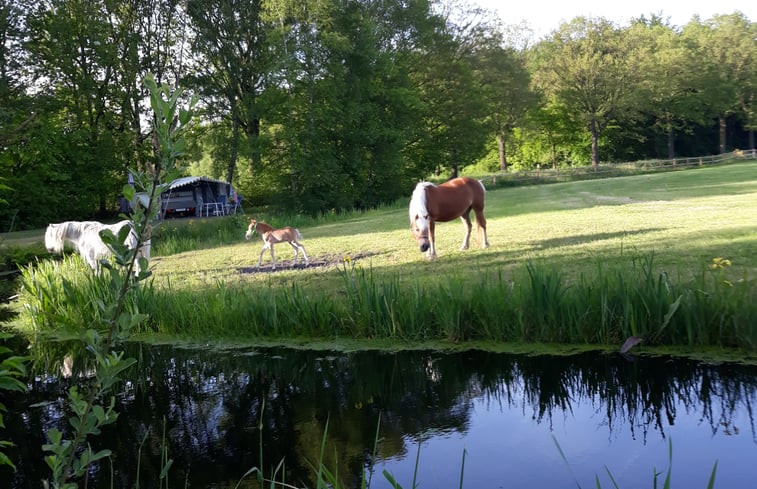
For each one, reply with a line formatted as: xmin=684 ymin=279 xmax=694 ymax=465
xmin=45 ymin=220 xmax=151 ymax=273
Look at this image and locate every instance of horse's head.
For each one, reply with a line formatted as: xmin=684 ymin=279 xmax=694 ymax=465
xmin=410 ymin=213 xmax=430 ymax=253
xmin=44 ymin=223 xmax=64 ymax=254
xmin=245 ymin=219 xmax=258 ymax=240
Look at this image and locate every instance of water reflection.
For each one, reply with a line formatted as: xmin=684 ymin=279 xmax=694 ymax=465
xmin=2 ymin=343 xmax=756 ymax=488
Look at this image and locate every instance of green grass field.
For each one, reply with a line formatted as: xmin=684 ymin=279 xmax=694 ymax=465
xmin=143 ymin=161 xmax=757 ymax=290
xmin=6 ymin=161 xmax=757 ymax=354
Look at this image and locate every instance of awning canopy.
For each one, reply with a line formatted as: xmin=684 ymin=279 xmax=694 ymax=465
xmin=167 ymin=176 xmax=229 ymax=190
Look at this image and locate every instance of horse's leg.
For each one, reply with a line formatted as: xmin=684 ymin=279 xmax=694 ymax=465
xmin=474 ymin=209 xmax=489 ymax=248
xmin=78 ymin=243 xmax=99 ymax=271
xmin=270 ymin=242 xmax=277 ymax=270
xmin=459 ymin=210 xmax=472 ymax=250
xmin=427 ymin=220 xmax=437 ymax=259
xmin=296 ymin=242 xmax=310 ymax=265
xmin=258 ymin=242 xmax=269 ymax=268
xmin=288 ymin=241 xmax=300 ymax=264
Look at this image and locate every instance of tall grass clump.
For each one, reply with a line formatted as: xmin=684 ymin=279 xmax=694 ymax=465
xmin=18 ymin=257 xmax=154 ymax=335
xmin=15 ymin=254 xmax=756 ymax=351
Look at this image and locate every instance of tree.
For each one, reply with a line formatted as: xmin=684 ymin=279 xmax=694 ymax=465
xmin=407 ymin=3 xmax=491 ymax=178
xmin=262 ymin=0 xmax=434 ymax=212
xmin=186 ymin=0 xmax=272 ymax=186
xmin=627 ymin=16 xmax=710 ymax=158
xmin=683 ymin=14 xmax=757 ymax=153
xmin=532 ymin=17 xmax=640 ymax=170
xmin=474 ymin=34 xmax=535 ymax=171
xmin=107 ymin=0 xmax=190 ymax=174
xmin=24 ymin=0 xmax=135 ymax=217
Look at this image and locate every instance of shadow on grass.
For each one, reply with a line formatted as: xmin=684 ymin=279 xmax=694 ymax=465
xmin=529 ymin=228 xmax=666 ymax=250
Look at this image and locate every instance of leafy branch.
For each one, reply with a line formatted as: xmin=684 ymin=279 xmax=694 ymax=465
xmin=41 ymin=75 xmax=196 ymax=488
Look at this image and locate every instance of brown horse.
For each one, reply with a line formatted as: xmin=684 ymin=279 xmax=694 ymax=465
xmin=409 ymin=176 xmax=489 ymax=259
xmin=245 ymin=219 xmax=310 ymax=270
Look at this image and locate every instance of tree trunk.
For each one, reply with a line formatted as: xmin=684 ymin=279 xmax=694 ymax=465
xmin=246 ymin=117 xmax=261 ymax=177
xmin=497 ymin=132 xmax=507 ymax=172
xmin=667 ymin=125 xmax=675 ymax=159
xmin=226 ymin=116 xmax=240 ymax=184
xmin=748 ymin=129 xmax=755 ymax=151
xmin=590 ymin=119 xmax=599 ymax=171
xmin=719 ymin=116 xmax=726 ymax=154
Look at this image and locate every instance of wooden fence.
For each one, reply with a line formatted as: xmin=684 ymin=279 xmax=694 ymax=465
xmin=480 ymin=149 xmax=757 ymax=188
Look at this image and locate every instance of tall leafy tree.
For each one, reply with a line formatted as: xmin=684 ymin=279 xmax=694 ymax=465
xmin=22 ymin=0 xmax=127 ymax=219
xmin=683 ymin=14 xmax=756 ymax=153
xmin=108 ymin=0 xmax=189 ymax=173
xmin=263 ymin=0 xmax=434 ymax=212
xmin=186 ymin=0 xmax=272 ymax=186
xmin=474 ymin=33 xmax=535 ymax=171
xmin=408 ymin=3 xmax=490 ymax=178
xmin=0 ymin=0 xmax=33 ymax=228
xmin=532 ymin=17 xmax=640 ymax=170
xmin=628 ymin=16 xmax=710 ymax=158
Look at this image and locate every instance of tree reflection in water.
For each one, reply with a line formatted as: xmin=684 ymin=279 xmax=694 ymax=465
xmin=2 ymin=342 xmax=756 ymax=488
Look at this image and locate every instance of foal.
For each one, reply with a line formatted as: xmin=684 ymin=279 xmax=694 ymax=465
xmin=245 ymin=219 xmax=310 ymax=270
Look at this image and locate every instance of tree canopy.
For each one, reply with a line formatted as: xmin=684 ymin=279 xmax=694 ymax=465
xmin=0 ymin=0 xmax=754 ymax=228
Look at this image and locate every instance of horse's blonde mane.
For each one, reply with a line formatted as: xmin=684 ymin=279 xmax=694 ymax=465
xmin=409 ymin=182 xmax=434 ymax=223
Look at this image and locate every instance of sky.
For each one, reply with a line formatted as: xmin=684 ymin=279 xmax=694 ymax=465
xmin=474 ymin=0 xmax=756 ymax=38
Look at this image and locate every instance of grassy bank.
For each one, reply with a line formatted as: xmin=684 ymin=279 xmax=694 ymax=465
xmin=6 ymin=161 xmax=757 ymax=353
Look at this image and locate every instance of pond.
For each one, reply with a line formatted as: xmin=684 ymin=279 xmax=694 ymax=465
xmin=1 ymin=343 xmax=756 ymax=488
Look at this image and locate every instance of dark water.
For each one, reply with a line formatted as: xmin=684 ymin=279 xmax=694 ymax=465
xmin=2 ymin=343 xmax=756 ymax=488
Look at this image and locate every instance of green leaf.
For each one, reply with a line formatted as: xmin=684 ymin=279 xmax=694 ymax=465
xmin=47 ymin=428 xmax=63 ymax=445
xmin=382 ymin=470 xmax=404 ymax=489
xmin=92 ymin=404 xmax=106 ymax=423
xmin=0 ymin=451 xmax=17 ymax=470
xmin=122 ymin=184 xmax=135 ymax=201
xmin=706 ymin=460 xmax=718 ymax=489
xmin=0 ymin=377 xmax=26 ymax=391
xmin=89 ymin=449 xmax=112 ymax=463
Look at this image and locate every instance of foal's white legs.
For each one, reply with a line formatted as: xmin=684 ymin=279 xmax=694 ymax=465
xmin=288 ymin=241 xmax=310 ymax=265
xmin=258 ymin=238 xmax=308 ymax=270
xmin=258 ymin=241 xmax=278 ymax=270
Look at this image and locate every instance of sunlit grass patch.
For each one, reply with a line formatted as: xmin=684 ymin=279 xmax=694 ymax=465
xmin=8 ymin=161 xmax=757 ymax=352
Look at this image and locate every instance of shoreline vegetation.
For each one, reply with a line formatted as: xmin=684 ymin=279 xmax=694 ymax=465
xmin=14 ymin=253 xmax=757 ymax=359
xmin=3 ymin=160 xmax=757 ymax=362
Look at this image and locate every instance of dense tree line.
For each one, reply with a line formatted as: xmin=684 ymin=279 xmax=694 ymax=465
xmin=0 ymin=0 xmax=754 ymax=228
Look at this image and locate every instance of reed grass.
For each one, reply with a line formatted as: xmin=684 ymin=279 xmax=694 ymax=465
xmin=15 ymin=252 xmax=755 ymax=350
